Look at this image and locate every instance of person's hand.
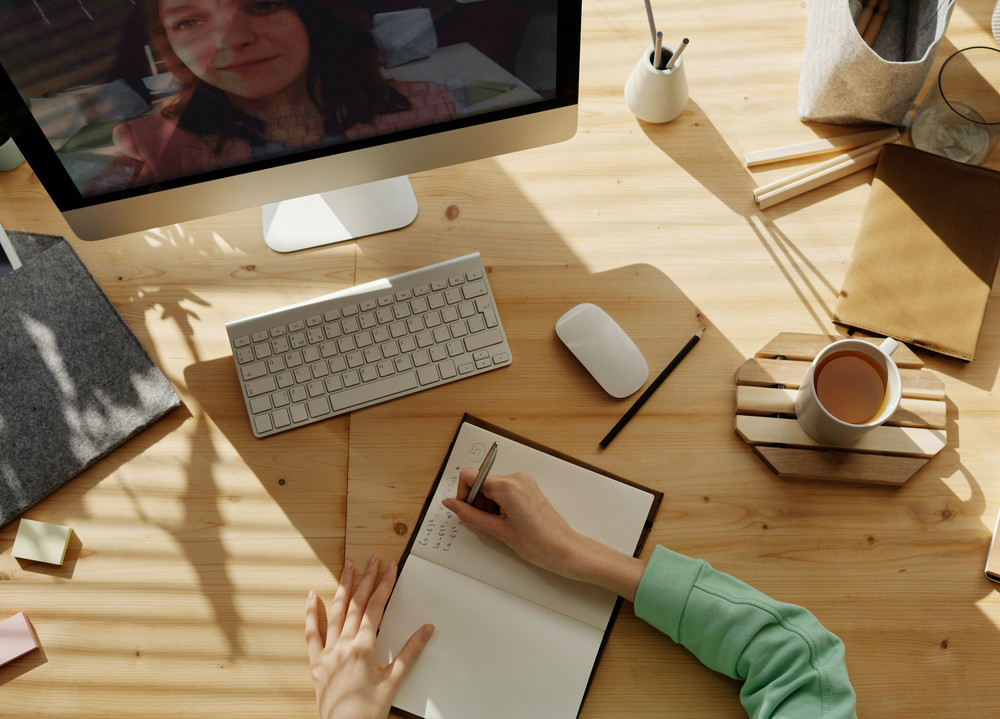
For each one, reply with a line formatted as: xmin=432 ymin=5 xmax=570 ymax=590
xmin=442 ymin=469 xmax=580 ymax=577
xmin=441 ymin=470 xmax=646 ymax=600
xmin=305 ymin=555 xmax=434 ymax=719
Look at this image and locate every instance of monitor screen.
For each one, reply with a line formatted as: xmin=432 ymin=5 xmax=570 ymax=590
xmin=0 ymin=0 xmax=579 ymax=249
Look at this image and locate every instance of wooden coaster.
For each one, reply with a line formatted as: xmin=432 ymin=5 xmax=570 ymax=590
xmin=735 ymin=332 xmax=947 ymax=486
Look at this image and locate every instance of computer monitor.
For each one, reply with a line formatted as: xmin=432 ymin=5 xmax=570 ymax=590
xmin=0 ymin=0 xmax=579 ymax=252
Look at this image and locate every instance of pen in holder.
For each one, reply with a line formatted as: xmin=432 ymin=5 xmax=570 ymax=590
xmin=625 ymin=42 xmax=688 ymax=124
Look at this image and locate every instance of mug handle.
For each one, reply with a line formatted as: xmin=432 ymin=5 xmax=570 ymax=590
xmin=879 ymin=337 xmax=899 ymax=356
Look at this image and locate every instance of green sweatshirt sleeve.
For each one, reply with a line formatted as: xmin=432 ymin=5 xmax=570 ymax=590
xmin=633 ymin=545 xmax=857 ymax=719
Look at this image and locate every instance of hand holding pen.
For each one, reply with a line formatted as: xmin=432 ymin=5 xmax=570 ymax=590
xmin=466 ymin=441 xmax=498 ymax=504
xmin=443 ymin=469 xmax=647 ymax=600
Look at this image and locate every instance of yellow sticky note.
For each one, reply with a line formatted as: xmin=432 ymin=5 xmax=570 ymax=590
xmin=12 ymin=518 xmax=72 ymax=565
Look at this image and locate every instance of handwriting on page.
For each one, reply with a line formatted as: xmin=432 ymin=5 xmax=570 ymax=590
xmin=417 ymin=467 xmax=461 ymax=552
xmin=417 ymin=442 xmax=487 ymax=552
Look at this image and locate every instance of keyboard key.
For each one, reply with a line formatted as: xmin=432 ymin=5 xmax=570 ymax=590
xmin=462 ymin=280 xmax=488 ymax=299
xmin=249 ymin=396 xmax=271 ymax=414
xmin=467 ymin=315 xmax=486 ymax=334
xmin=254 ymin=414 xmax=273 ymax=434
xmin=241 ymin=361 xmax=267 ymax=380
xmin=439 ymin=360 xmax=457 ymax=379
xmin=307 ymin=397 xmax=331 ymax=418
xmin=417 ymin=365 xmax=439 ymax=385
xmin=245 ymin=376 xmax=277 ymax=397
xmin=330 ymin=372 xmax=419 ymax=410
xmin=272 ymin=409 xmax=291 ymax=429
xmin=465 ymin=328 xmax=504 ymax=352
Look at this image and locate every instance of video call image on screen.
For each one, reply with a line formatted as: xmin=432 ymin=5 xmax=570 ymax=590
xmin=0 ymin=0 xmax=559 ymax=199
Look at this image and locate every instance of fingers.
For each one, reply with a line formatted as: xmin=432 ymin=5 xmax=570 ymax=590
xmin=325 ymin=559 xmax=354 ymax=646
xmin=341 ymin=554 xmax=380 ymax=638
xmin=304 ymin=590 xmax=324 ymax=664
xmin=442 ymin=496 xmax=510 ymax=542
xmin=455 ymin=467 xmax=476 ymax=502
xmin=389 ymin=623 xmax=435 ymax=687
xmin=358 ymin=560 xmax=397 ymax=637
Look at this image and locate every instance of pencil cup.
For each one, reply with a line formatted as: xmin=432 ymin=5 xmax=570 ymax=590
xmin=624 ymin=43 xmax=688 ymax=124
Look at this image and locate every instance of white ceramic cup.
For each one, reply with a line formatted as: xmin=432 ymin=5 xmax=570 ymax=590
xmin=624 ymin=43 xmax=688 ymax=124
xmin=0 ymin=135 xmax=24 ymax=172
xmin=794 ymin=337 xmax=901 ymax=446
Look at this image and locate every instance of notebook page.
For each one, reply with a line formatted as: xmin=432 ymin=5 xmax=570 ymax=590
xmin=411 ymin=420 xmax=655 ymax=630
xmin=376 ymin=555 xmax=604 ymax=719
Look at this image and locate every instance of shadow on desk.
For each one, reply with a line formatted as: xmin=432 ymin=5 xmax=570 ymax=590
xmin=640 ymin=97 xmax=1000 ymax=393
xmin=183 ymin=356 xmax=348 ymax=569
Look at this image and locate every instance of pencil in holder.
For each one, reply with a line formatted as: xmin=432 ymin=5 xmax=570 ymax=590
xmin=625 ymin=43 xmax=688 ymax=124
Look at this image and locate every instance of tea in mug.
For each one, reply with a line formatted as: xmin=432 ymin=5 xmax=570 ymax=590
xmin=813 ymin=350 xmax=887 ymax=424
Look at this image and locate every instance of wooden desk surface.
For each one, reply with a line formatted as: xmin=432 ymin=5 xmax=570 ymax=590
xmin=3 ymin=1 xmax=1000 ymax=716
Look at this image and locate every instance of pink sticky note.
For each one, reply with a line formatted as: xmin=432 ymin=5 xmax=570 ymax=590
xmin=0 ymin=612 xmax=40 ymax=667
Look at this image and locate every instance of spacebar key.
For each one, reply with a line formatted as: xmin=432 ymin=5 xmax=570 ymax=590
xmin=329 ymin=372 xmax=419 ymax=411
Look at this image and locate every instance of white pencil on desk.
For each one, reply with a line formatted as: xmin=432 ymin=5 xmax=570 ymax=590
xmin=752 ymin=129 xmax=899 ymax=209
xmin=743 ymin=127 xmax=899 ymax=167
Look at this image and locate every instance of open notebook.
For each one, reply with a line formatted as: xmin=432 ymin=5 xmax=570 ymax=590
xmin=375 ymin=415 xmax=661 ymax=719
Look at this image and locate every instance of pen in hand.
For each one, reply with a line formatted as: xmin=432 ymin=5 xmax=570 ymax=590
xmin=466 ymin=442 xmax=498 ymax=504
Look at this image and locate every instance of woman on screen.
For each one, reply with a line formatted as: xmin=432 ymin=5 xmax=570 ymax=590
xmin=90 ymin=0 xmax=459 ymax=193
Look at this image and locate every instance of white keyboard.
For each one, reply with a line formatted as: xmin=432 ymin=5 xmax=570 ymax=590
xmin=226 ymin=253 xmax=512 ymax=437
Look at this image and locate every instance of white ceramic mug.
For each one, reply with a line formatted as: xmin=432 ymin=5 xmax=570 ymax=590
xmin=0 ymin=135 xmax=24 ymax=172
xmin=794 ymin=337 xmax=901 ymax=445
xmin=624 ymin=43 xmax=688 ymax=124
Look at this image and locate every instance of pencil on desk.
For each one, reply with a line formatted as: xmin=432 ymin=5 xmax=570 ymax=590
xmin=753 ymin=129 xmax=898 ymax=194
xmin=752 ymin=130 xmax=898 ymax=209
xmin=599 ymin=327 xmax=705 ymax=449
xmin=743 ymin=127 xmax=898 ymax=167
xmin=753 ymin=145 xmax=885 ymax=209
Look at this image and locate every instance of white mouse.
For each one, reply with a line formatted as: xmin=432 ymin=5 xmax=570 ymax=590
xmin=555 ymin=303 xmax=649 ymax=398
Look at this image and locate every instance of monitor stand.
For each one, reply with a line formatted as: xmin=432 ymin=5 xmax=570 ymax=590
xmin=261 ymin=175 xmax=418 ymax=253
